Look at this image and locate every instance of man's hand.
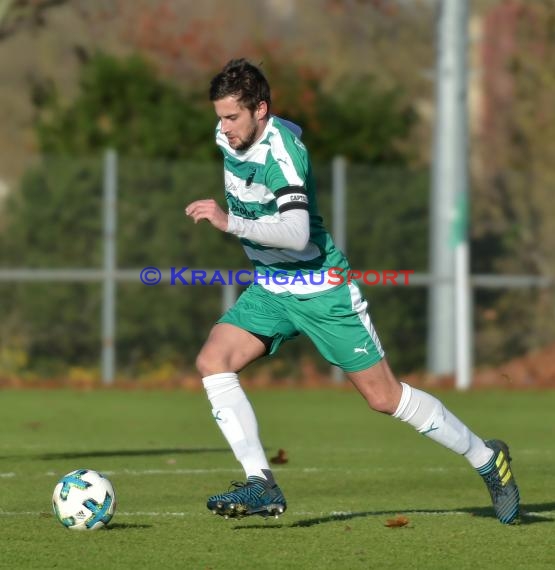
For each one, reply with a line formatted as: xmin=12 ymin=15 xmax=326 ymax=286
xmin=185 ymin=199 xmax=229 ymax=232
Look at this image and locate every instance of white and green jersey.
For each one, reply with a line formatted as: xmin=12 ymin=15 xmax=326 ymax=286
xmin=217 ymin=115 xmax=349 ymax=296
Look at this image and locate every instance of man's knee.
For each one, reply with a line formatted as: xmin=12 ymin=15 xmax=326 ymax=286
xmin=364 ymin=390 xmax=397 ymax=414
xmin=347 ymin=361 xmax=402 ymax=414
xmin=195 ymin=350 xmax=209 ymax=376
xmin=195 ymin=324 xmax=268 ymax=377
xmin=195 ymin=346 xmax=228 ymax=377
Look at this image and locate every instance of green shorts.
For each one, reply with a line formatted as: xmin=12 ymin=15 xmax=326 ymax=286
xmin=218 ymin=282 xmax=385 ymax=372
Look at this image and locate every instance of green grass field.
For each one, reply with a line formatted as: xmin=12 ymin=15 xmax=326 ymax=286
xmin=1 ymin=388 xmax=553 ymax=569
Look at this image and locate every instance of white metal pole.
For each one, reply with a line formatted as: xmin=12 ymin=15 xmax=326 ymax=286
xmin=332 ymin=155 xmax=347 ymax=255
xmin=451 ymin=0 xmax=472 ymax=390
xmin=331 ymin=155 xmax=347 ymax=383
xmin=428 ymin=0 xmax=470 ymax=381
xmin=102 ymin=149 xmax=117 ymax=385
xmin=222 ymin=282 xmax=237 ymax=313
xmin=455 ymin=240 xmax=472 ymax=389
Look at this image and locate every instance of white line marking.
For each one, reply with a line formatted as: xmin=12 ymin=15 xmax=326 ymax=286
xmin=2 ymin=510 xmax=553 ymax=518
xmin=0 ymin=466 xmax=468 ymax=479
xmin=102 ymin=468 xmax=244 ymax=476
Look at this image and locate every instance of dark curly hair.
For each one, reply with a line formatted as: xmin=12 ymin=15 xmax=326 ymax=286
xmin=209 ymin=58 xmax=271 ymax=113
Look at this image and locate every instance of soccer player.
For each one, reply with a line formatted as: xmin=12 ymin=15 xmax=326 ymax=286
xmin=185 ymin=58 xmax=520 ymax=524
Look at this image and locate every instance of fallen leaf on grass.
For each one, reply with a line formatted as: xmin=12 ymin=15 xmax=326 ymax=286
xmin=384 ymin=516 xmax=409 ymax=528
xmin=270 ymin=448 xmax=288 ymax=464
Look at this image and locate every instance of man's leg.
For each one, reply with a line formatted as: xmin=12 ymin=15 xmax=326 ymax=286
xmin=348 ymin=361 xmax=492 ymax=467
xmin=197 ymin=323 xmax=273 ymax=480
xmin=348 ymin=359 xmax=520 ymax=524
xmin=196 ymin=323 xmax=286 ymax=518
xmin=288 ymin=281 xmax=519 ymax=524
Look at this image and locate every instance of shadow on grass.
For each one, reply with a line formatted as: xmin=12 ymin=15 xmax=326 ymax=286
xmin=290 ymin=502 xmax=555 ymax=528
xmin=233 ymin=523 xmax=285 ymax=530
xmin=106 ymin=522 xmax=153 ymax=530
xmin=519 ymin=502 xmax=555 ymax=524
xmin=37 ymin=447 xmax=230 ymax=460
xmin=232 ymin=502 xmax=555 ymax=530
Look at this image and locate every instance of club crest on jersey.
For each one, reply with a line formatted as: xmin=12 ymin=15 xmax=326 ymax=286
xmin=246 ymin=169 xmax=257 ymax=187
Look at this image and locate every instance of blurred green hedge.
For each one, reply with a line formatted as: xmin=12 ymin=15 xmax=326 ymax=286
xmin=0 ymin=52 xmax=427 ymax=380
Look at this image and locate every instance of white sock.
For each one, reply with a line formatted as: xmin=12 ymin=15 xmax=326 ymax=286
xmin=393 ymin=382 xmax=494 ymax=469
xmin=202 ymin=372 xmax=273 ymax=481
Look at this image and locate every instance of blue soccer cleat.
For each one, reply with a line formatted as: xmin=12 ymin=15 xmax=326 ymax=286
xmin=478 ymin=439 xmax=520 ymax=524
xmin=207 ymin=476 xmax=287 ymax=519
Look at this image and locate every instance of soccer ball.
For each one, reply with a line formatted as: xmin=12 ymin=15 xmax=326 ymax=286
xmin=52 ymin=469 xmax=116 ymax=530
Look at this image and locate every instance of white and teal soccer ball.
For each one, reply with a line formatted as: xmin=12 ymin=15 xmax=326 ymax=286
xmin=52 ymin=469 xmax=116 ymax=530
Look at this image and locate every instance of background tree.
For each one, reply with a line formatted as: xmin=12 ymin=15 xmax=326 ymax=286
xmin=1 ymin=50 xmax=426 ymax=379
xmin=35 ymin=53 xmax=215 ymax=160
xmin=0 ymin=0 xmax=68 ymax=40
xmin=472 ymin=0 xmax=555 ymax=363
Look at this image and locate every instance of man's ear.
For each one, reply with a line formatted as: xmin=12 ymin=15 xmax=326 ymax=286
xmin=256 ymin=101 xmax=268 ymax=120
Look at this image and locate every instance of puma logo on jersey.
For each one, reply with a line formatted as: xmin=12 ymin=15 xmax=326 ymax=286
xmin=354 ymin=342 xmax=369 ymax=355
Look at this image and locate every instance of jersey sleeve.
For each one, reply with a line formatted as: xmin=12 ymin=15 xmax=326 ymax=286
xmin=265 ymin=134 xmax=310 ymax=213
xmin=226 ymin=208 xmax=309 ymax=251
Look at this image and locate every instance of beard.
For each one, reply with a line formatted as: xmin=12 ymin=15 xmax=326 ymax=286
xmin=233 ymin=122 xmax=259 ymax=151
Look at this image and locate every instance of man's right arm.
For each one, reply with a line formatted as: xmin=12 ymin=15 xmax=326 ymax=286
xmin=226 ymin=208 xmax=309 ymax=252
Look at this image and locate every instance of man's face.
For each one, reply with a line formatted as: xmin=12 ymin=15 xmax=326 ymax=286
xmin=213 ymin=96 xmax=267 ymax=151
